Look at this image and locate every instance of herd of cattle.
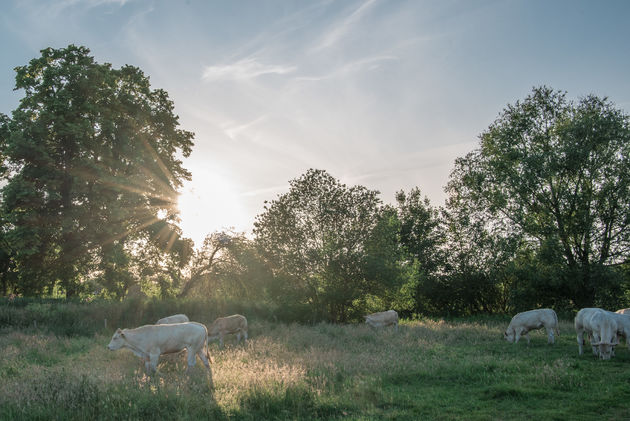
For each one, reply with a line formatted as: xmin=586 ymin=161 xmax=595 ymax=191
xmin=106 ymin=307 xmax=629 ymax=373
xmin=503 ymin=307 xmax=630 ymax=360
xmin=107 ymin=313 xmax=248 ymax=372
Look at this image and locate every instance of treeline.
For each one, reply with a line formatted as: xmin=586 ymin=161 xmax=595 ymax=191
xmin=1 ymin=46 xmax=630 ymax=321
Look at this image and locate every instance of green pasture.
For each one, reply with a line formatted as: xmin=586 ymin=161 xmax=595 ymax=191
xmin=1 ymin=309 xmax=629 ymax=420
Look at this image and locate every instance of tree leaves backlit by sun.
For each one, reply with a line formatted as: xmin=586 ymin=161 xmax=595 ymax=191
xmin=0 ymin=45 xmax=194 ymax=297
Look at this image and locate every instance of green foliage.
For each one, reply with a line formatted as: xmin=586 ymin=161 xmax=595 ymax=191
xmin=394 ymin=188 xmax=447 ymax=315
xmin=254 ymin=169 xmax=404 ymax=322
xmin=446 ymin=86 xmax=630 ymax=310
xmin=178 ymin=231 xmax=272 ymax=302
xmin=0 ymin=45 xmax=194 ymax=297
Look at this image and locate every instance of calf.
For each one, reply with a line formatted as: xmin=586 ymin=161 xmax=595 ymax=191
xmin=107 ymin=322 xmax=211 ymax=372
xmin=208 ymin=314 xmax=248 ymax=346
xmin=364 ymin=310 xmax=399 ymax=331
xmin=503 ymin=308 xmax=559 ymax=344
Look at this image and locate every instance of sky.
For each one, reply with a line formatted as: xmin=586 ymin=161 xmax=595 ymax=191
xmin=1 ymin=0 xmax=629 ymax=247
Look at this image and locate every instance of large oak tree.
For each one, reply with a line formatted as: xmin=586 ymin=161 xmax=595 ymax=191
xmin=0 ymin=45 xmax=194 ymax=296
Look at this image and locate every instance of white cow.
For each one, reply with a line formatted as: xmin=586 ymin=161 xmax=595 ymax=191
xmin=503 ymin=308 xmax=559 ymax=344
xmin=575 ymin=308 xmax=619 ymax=360
xmin=156 ymin=314 xmax=190 ymax=325
xmin=107 ymin=322 xmax=211 ymax=372
xmin=208 ymin=314 xmax=248 ymax=346
xmin=615 ymin=308 xmax=630 ymax=315
xmin=364 ymin=310 xmax=399 ymax=331
xmin=605 ymin=310 xmax=630 ymax=348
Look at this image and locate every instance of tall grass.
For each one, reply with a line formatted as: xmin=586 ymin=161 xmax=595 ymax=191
xmin=0 ymin=297 xmax=278 ymax=336
xmin=1 ymin=315 xmax=630 ymax=420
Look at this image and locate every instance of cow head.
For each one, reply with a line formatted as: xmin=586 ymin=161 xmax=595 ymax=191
xmin=592 ymin=335 xmax=619 ymax=360
xmin=107 ymin=328 xmax=126 ymax=351
xmin=503 ymin=330 xmax=515 ymax=343
xmin=592 ymin=342 xmax=613 ymax=360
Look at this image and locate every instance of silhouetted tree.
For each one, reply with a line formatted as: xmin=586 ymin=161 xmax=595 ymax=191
xmin=0 ymin=45 xmax=194 ymax=296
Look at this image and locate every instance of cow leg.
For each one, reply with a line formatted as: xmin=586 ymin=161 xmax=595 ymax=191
xmin=547 ymin=328 xmax=555 ymax=344
xmin=243 ymin=330 xmax=248 ymax=342
xmin=198 ymin=348 xmax=210 ymax=369
xmin=148 ymin=352 xmax=160 ymax=373
xmin=514 ymin=330 xmax=521 ymax=344
xmin=591 ymin=333 xmax=600 ymax=356
xmin=219 ymin=334 xmax=224 ymax=347
xmin=236 ymin=332 xmax=241 ymax=343
xmin=524 ymin=333 xmax=530 ymax=345
xmin=200 ymin=351 xmax=210 ymax=369
xmin=576 ymin=329 xmax=584 ymax=355
xmin=186 ymin=347 xmax=197 ymax=371
xmin=395 ymin=322 xmax=399 ymax=332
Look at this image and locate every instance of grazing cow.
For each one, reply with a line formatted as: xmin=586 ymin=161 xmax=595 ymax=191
xmin=605 ymin=310 xmax=630 ymax=348
xmin=107 ymin=322 xmax=211 ymax=372
xmin=503 ymin=308 xmax=559 ymax=344
xmin=364 ymin=310 xmax=399 ymax=331
xmin=208 ymin=314 xmax=248 ymax=346
xmin=156 ymin=314 xmax=190 ymax=325
xmin=616 ymin=308 xmax=630 ymax=315
xmin=575 ymin=308 xmax=619 ymax=360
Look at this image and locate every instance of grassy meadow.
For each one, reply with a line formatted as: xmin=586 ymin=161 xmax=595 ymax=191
xmin=1 ymin=314 xmax=630 ymax=420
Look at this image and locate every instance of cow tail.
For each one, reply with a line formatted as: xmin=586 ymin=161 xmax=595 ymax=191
xmin=554 ymin=311 xmax=560 ymax=336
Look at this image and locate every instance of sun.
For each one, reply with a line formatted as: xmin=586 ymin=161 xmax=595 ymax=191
xmin=177 ymin=171 xmax=247 ymax=247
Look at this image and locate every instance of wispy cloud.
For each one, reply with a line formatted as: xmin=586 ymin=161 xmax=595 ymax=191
xmin=294 ymin=55 xmax=398 ymax=82
xmin=222 ymin=115 xmax=268 ymax=140
xmin=313 ymin=0 xmax=378 ymax=51
xmin=19 ymin=0 xmax=131 ymax=18
xmin=240 ymin=184 xmax=289 ymax=198
xmin=202 ymin=58 xmax=297 ymax=82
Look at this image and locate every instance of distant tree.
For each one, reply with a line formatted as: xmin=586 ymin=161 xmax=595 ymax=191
xmin=439 ymin=188 xmax=520 ymax=315
xmin=396 ymin=188 xmax=443 ymax=275
xmin=447 ymin=86 xmax=630 ymax=308
xmin=0 ymin=45 xmax=194 ymax=297
xmin=253 ymin=169 xmax=402 ymax=322
xmin=178 ymin=231 xmax=248 ymax=298
xmin=178 ymin=231 xmax=272 ymax=301
xmin=394 ymin=188 xmax=445 ymax=314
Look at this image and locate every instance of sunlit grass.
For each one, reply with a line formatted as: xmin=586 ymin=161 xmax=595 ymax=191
xmin=1 ymin=318 xmax=630 ymax=420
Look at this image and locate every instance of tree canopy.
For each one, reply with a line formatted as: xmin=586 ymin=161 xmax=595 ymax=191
xmin=0 ymin=45 xmax=194 ymax=297
xmin=3 ymin=50 xmax=630 ymax=320
xmin=446 ymin=86 xmax=630 ymax=308
xmin=253 ymin=169 xmax=402 ymax=322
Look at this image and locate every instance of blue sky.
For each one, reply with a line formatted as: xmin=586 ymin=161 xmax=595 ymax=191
xmin=1 ymin=0 xmax=629 ymax=245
